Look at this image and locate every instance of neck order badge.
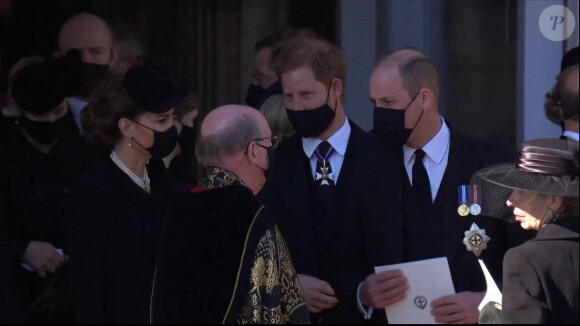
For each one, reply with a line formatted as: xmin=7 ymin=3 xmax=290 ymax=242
xmin=314 ymin=141 xmax=335 ymax=186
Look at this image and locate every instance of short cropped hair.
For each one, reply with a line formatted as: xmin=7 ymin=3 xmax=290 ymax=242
xmin=398 ymin=56 xmax=439 ymax=99
xmin=195 ymin=114 xmax=263 ymax=166
xmin=546 ymin=64 xmax=579 ymax=123
xmin=273 ymin=37 xmax=347 ymax=94
xmin=375 ymin=48 xmax=440 ymax=99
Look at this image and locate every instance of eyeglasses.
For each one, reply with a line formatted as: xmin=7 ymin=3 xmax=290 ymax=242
xmin=244 ymin=136 xmax=279 ymax=155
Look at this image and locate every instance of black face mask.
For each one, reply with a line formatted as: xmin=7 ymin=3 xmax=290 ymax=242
xmin=373 ymin=91 xmax=422 ymax=145
xmin=19 ymin=108 xmax=74 ymax=145
xmin=177 ymin=125 xmax=197 ymax=155
xmin=261 ymin=147 xmax=276 ymax=181
xmin=245 ymin=81 xmax=283 ymax=109
xmin=76 ymin=63 xmax=111 ymax=98
xmin=286 ymin=85 xmax=337 ymax=138
xmin=131 ymin=121 xmax=179 ymax=158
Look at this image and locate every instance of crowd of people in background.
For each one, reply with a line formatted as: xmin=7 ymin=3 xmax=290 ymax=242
xmin=0 ymin=10 xmax=578 ymax=325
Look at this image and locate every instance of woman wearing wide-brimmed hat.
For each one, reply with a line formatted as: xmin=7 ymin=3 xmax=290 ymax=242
xmin=471 ymin=138 xmax=579 ymax=324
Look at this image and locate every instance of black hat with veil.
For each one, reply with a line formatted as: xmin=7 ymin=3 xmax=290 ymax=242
xmin=470 ymin=138 xmax=579 ymax=222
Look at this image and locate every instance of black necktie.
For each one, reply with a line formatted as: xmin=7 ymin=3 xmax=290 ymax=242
xmin=412 ymin=149 xmax=432 ymax=211
xmin=312 ymin=141 xmax=335 ymax=240
xmin=314 ymin=141 xmax=335 ymax=187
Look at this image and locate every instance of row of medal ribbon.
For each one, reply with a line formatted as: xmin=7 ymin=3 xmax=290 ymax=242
xmin=457 ymin=185 xmax=481 ymax=217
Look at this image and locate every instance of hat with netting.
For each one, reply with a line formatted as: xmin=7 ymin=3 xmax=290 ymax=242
xmin=470 ymin=138 xmax=579 ymax=222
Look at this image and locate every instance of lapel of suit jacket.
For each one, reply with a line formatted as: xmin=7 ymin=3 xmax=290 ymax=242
xmin=312 ymin=123 xmax=360 ymax=256
xmin=437 ymin=131 xmax=479 ymax=262
xmin=274 ymin=136 xmax=318 ymax=266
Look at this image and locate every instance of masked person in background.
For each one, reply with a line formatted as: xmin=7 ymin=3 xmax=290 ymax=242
xmin=163 ymin=89 xmax=200 ymax=189
xmin=65 ymin=62 xmax=186 ymax=323
xmin=1 ymin=59 xmax=94 ymax=323
xmin=245 ymin=27 xmax=317 ymax=110
xmin=56 ymin=12 xmax=120 ymax=134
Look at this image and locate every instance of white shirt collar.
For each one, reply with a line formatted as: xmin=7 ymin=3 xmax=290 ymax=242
xmin=403 ymin=118 xmax=450 ymax=164
xmin=68 ymin=97 xmax=88 ymax=133
xmin=563 ymin=130 xmax=579 ymax=141
xmin=302 ymin=119 xmax=351 ymax=158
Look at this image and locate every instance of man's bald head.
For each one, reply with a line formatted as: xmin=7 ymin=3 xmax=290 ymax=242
xmin=58 ymin=12 xmax=117 ymax=66
xmin=197 ymin=105 xmax=267 ymax=166
xmin=375 ymin=48 xmax=439 ymax=99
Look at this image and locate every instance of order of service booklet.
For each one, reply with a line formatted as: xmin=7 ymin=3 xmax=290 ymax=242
xmin=374 ymin=257 xmax=455 ymax=324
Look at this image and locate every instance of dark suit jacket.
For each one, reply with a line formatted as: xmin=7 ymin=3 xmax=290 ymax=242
xmin=502 ymin=216 xmax=579 ymax=324
xmin=261 ymin=121 xmax=404 ymax=324
xmin=402 ymin=130 xmax=535 ymax=293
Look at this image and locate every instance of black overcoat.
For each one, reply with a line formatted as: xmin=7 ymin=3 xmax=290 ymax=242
xmin=65 ymin=157 xmax=173 ymax=323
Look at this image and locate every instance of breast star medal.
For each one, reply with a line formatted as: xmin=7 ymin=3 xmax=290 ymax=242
xmin=463 ymin=223 xmax=491 ymax=257
xmin=457 ymin=185 xmax=470 ymax=216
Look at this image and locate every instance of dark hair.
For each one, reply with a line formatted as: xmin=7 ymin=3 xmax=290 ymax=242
xmin=561 ymin=197 xmax=580 ymax=216
xmin=255 ymin=27 xmax=318 ymax=69
xmin=81 ymin=75 xmax=146 ymax=147
xmin=273 ymin=37 xmax=346 ymax=94
xmin=545 ymin=64 xmax=580 ymax=124
xmin=174 ymin=90 xmax=200 ymax=118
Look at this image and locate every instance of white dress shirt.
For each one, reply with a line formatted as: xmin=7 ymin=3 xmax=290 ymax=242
xmin=357 ymin=117 xmax=451 ymax=319
xmin=302 ymin=119 xmax=351 ymax=183
xmin=403 ymin=118 xmax=451 ymax=203
xmin=68 ymin=96 xmax=88 ymax=134
xmin=563 ymin=130 xmax=579 ymax=141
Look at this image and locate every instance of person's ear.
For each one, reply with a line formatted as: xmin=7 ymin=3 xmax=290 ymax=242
xmin=247 ymin=142 xmax=261 ymax=164
xmin=419 ymin=88 xmax=434 ymax=110
xmin=110 ymin=46 xmax=122 ymax=67
xmin=548 ymin=195 xmax=564 ymax=212
xmin=330 ymin=78 xmax=343 ymax=101
xmin=118 ymin=117 xmax=133 ymax=138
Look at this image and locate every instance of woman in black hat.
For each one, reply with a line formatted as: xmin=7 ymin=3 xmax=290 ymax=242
xmin=2 ymin=59 xmax=93 ymax=323
xmin=472 ymin=138 xmax=579 ymax=324
xmin=65 ymin=62 xmax=186 ymax=323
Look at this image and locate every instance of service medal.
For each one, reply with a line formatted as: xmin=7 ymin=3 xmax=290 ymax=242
xmin=457 ymin=185 xmax=469 ymax=217
xmin=470 ymin=203 xmax=481 ymax=216
xmin=470 ymin=185 xmax=482 ymax=215
xmin=458 ymin=204 xmax=470 ymax=216
xmin=463 ymin=223 xmax=491 ymax=257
